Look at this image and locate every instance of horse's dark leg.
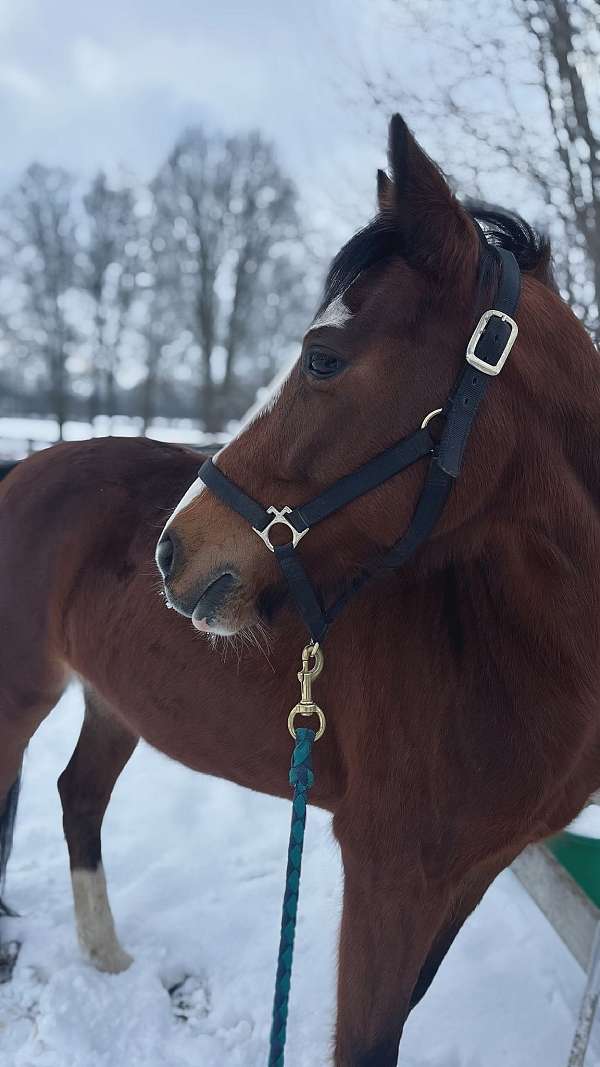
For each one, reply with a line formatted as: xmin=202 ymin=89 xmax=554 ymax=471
xmin=409 ymin=879 xmax=486 ymax=1011
xmin=0 ymin=775 xmax=22 ymax=918
xmin=408 ymin=917 xmax=464 ymax=1013
xmin=409 ymin=852 xmax=519 ymax=1013
xmin=0 ymin=651 xmax=67 ymax=979
xmin=0 ymin=769 xmax=23 ymax=983
xmin=0 ymin=675 xmax=66 ymax=981
xmin=333 ymin=827 xmax=451 ymax=1067
xmin=57 ymin=686 xmax=138 ymax=973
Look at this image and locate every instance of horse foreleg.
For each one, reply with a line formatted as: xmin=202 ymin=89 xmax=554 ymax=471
xmin=0 ymin=672 xmax=66 ymax=980
xmin=57 ymin=687 xmax=138 ymax=974
xmin=333 ymin=827 xmax=451 ymax=1067
xmin=0 ymin=770 xmax=22 ymax=983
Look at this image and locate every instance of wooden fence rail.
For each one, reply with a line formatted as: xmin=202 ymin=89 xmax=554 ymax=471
xmin=512 ymin=843 xmax=600 ymax=1065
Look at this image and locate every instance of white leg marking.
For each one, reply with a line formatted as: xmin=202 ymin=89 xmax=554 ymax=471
xmin=71 ymin=865 xmax=133 ymax=974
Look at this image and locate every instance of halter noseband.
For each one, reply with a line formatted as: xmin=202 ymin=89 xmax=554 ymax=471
xmin=198 ymin=243 xmax=521 ymax=644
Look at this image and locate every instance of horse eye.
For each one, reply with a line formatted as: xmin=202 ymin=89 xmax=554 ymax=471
xmin=305 ymin=348 xmax=346 ymax=380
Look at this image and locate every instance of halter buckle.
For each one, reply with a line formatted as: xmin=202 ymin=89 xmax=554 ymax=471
xmin=253 ymin=506 xmax=309 ymax=552
xmin=466 ymin=309 xmax=518 ymax=376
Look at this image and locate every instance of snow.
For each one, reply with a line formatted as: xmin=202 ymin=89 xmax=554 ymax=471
xmin=0 ymin=417 xmax=230 ymax=461
xmin=0 ymin=685 xmax=592 ymax=1066
xmin=569 ymin=806 xmax=600 ymax=840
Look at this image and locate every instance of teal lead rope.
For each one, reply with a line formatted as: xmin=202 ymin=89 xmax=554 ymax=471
xmin=268 ymin=726 xmax=316 ymax=1067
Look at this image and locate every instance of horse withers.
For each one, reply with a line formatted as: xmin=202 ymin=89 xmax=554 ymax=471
xmin=1 ymin=116 xmax=600 ymax=1065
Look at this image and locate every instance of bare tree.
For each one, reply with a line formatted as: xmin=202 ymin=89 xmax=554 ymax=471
xmin=136 ymin=215 xmax=187 ymax=433
xmin=0 ymin=164 xmax=80 ymax=436
xmin=359 ymin=0 xmax=600 ymax=335
xmin=153 ymin=127 xmax=308 ymax=430
xmin=0 ymin=124 xmax=313 ymax=437
xmin=82 ymin=172 xmax=141 ymax=424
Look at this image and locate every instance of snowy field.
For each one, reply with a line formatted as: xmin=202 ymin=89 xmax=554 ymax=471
xmin=0 ymin=685 xmax=593 ymax=1066
xmin=0 ymin=416 xmax=230 ymax=461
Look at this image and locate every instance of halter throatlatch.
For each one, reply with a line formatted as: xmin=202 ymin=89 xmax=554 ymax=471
xmin=198 ymin=243 xmax=521 ymax=646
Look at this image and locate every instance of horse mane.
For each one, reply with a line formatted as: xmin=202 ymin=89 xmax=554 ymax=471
xmin=465 ymin=201 xmax=557 ymax=291
xmin=317 ymin=201 xmax=555 ymax=319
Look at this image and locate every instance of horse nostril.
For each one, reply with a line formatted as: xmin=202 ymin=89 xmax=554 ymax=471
xmin=156 ymin=533 xmax=175 ymax=581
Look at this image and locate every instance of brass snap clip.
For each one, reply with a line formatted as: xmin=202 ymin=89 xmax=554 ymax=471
xmin=288 ymin=642 xmax=326 ymax=741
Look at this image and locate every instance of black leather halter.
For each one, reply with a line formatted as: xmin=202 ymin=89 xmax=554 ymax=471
xmin=198 ymin=243 xmax=521 ymax=644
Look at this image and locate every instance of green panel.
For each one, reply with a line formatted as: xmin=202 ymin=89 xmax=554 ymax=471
xmin=547 ymin=831 xmax=600 ymax=908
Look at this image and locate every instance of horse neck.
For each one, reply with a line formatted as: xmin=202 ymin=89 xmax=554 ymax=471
xmin=319 ymin=475 xmax=600 ymax=752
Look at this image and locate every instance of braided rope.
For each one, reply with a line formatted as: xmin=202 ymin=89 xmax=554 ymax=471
xmin=268 ymin=726 xmax=316 ymax=1067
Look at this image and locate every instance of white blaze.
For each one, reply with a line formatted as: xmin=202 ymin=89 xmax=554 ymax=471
xmin=309 ymin=293 xmax=352 ymax=331
xmin=230 ymin=294 xmax=353 ymax=440
xmin=158 ymin=292 xmax=352 ymax=549
xmin=225 ymin=353 xmax=298 ymax=438
xmin=158 ymin=476 xmax=205 ymax=548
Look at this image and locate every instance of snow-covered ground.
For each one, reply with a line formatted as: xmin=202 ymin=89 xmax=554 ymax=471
xmin=0 ymin=685 xmax=593 ymax=1066
xmin=0 ymin=416 xmax=230 ymax=460
xmin=571 ymin=806 xmax=600 ymax=839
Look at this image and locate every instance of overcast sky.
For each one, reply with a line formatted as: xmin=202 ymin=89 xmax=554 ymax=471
xmin=0 ymin=0 xmax=400 ymax=245
xmin=2 ymin=0 xmax=587 ymax=247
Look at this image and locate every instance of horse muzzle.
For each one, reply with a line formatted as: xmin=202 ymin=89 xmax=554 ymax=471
xmin=156 ymin=530 xmax=242 ymax=634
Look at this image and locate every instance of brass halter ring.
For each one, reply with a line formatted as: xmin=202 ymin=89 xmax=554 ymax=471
xmin=288 ymin=706 xmax=326 ymax=742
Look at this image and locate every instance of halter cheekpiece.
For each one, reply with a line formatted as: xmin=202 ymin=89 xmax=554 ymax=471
xmin=198 ymin=242 xmax=521 ymax=645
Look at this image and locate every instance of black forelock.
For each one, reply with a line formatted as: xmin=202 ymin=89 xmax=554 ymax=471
xmin=317 ymin=202 xmax=554 ymax=316
xmin=316 ymin=215 xmax=402 ymax=320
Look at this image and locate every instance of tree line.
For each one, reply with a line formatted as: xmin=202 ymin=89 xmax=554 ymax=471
xmin=0 ymin=127 xmax=314 ymax=437
xmin=3 ymin=0 xmax=597 ymax=445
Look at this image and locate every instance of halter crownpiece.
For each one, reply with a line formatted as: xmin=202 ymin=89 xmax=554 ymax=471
xmin=198 ymin=243 xmax=521 ymax=645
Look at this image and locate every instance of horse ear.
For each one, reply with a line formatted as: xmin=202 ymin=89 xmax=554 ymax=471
xmin=377 ymin=168 xmax=394 ymax=213
xmin=383 ymin=114 xmax=478 ymax=277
